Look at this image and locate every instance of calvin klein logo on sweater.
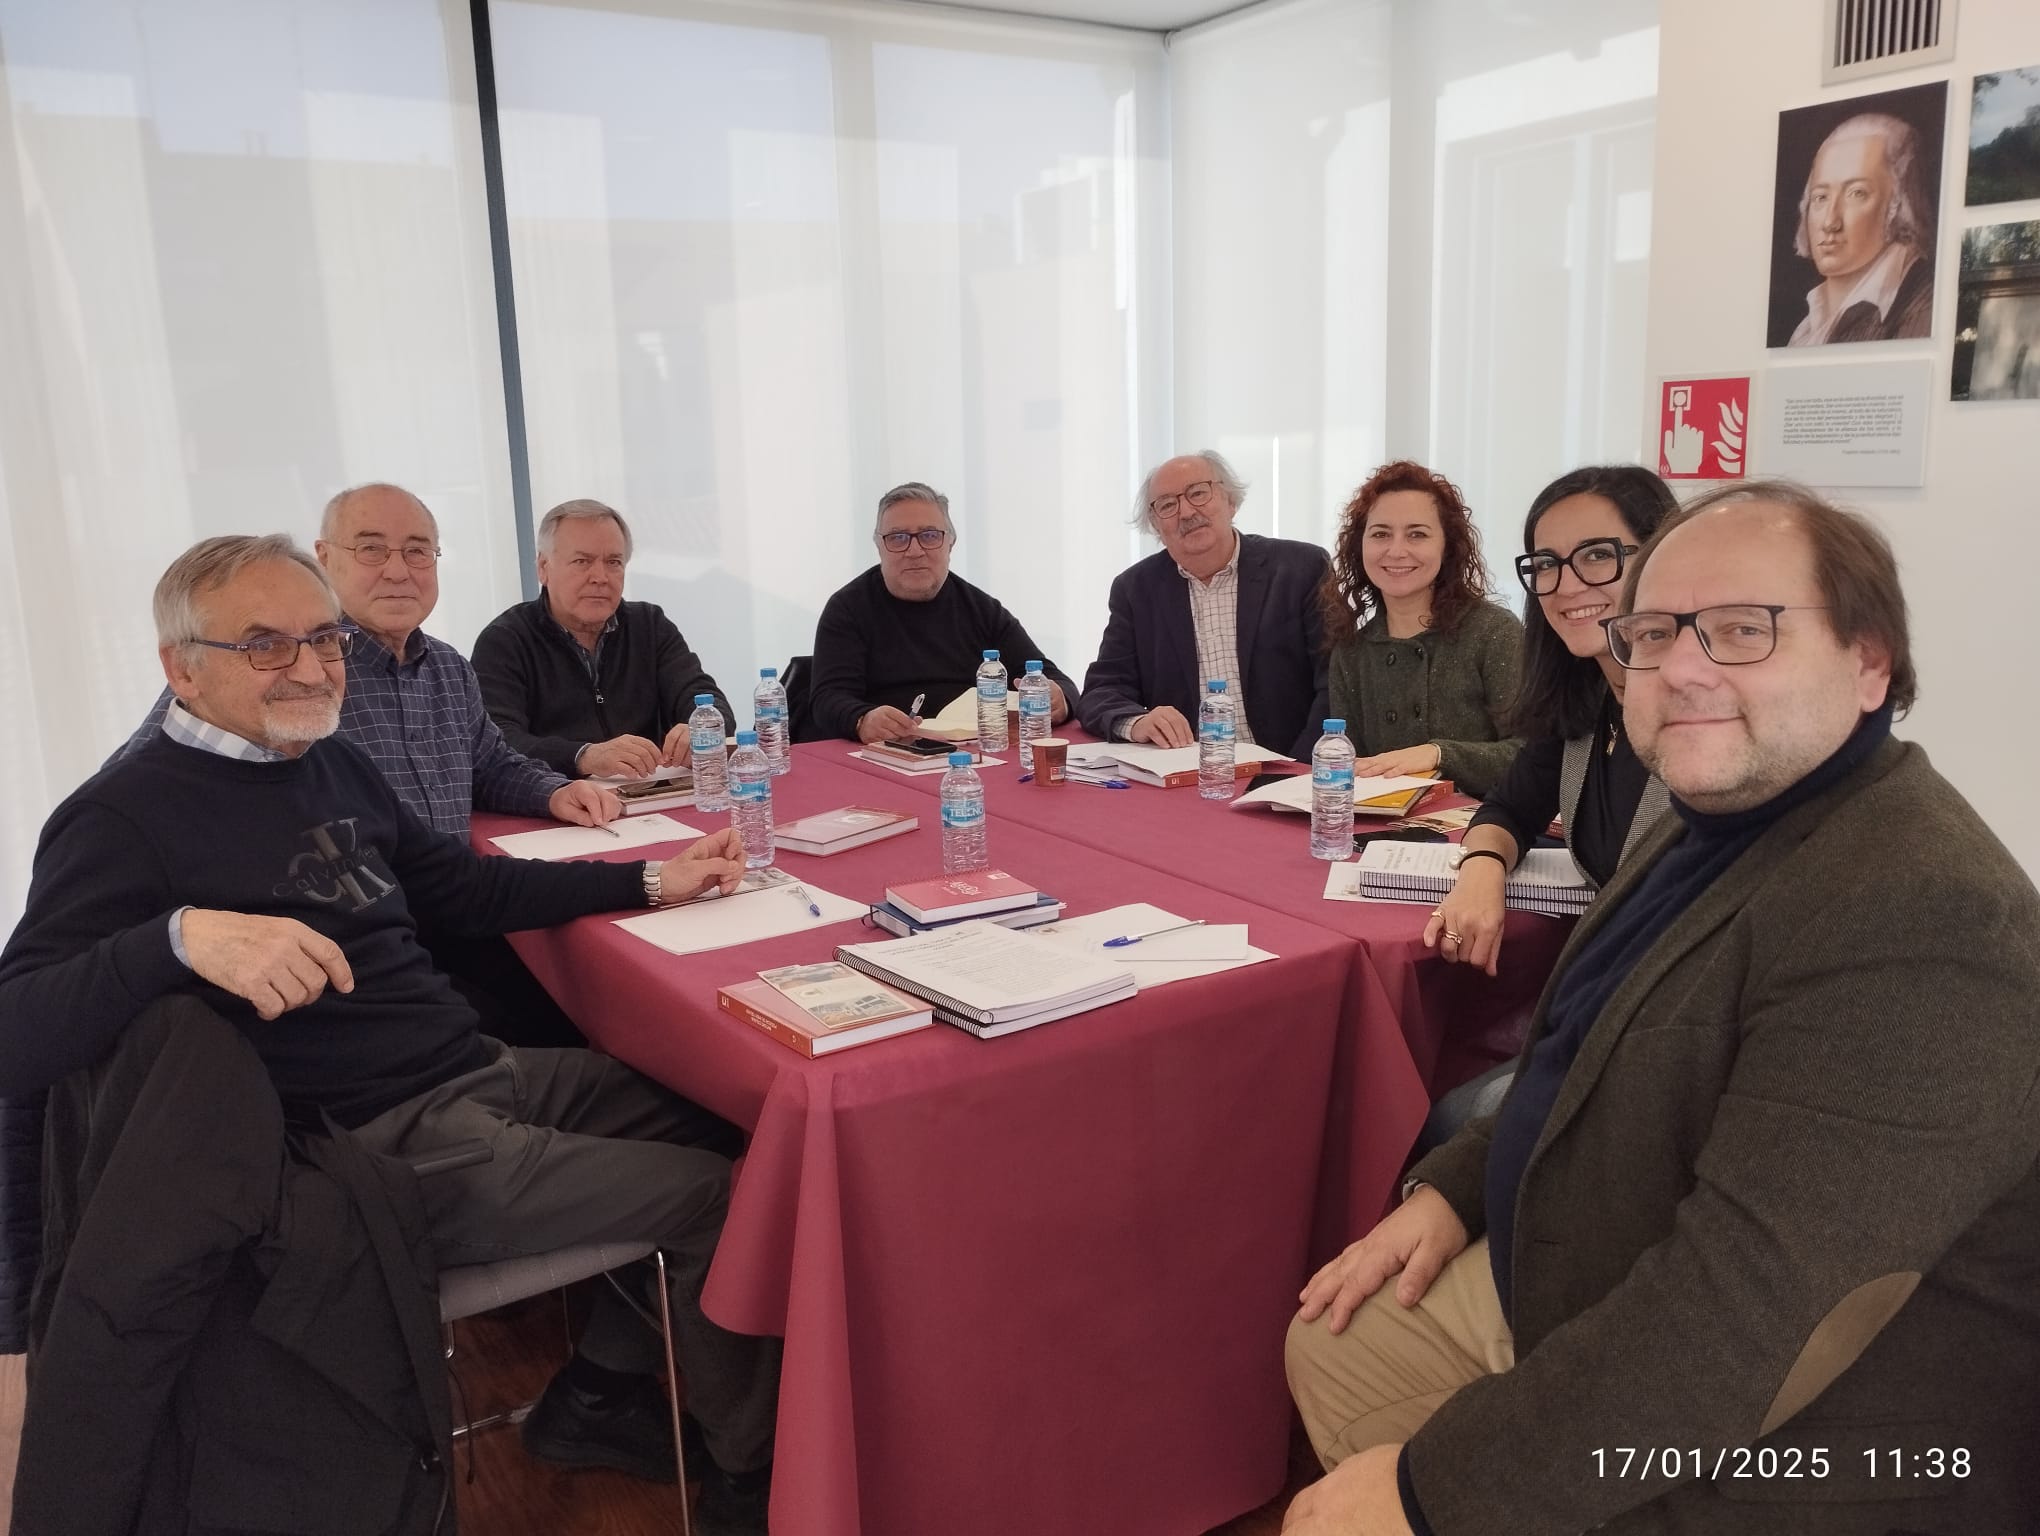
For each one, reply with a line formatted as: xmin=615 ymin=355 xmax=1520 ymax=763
xmin=274 ymin=819 xmax=399 ymax=914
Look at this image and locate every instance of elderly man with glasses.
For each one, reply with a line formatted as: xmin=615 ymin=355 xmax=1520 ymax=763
xmin=1079 ymin=450 xmax=1331 ymax=759
xmin=807 ymin=481 xmax=1080 ymax=745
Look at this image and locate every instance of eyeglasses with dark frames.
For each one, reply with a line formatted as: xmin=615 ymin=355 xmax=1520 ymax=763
xmin=1515 ymin=537 xmax=1637 ymax=596
xmin=1601 ymin=605 xmax=1828 ymax=670
xmin=878 ymin=528 xmax=951 ymax=553
xmin=189 ymin=625 xmax=359 ymax=671
xmin=339 ymin=541 xmax=440 ymax=569
xmin=1147 ymin=480 xmax=1220 ymax=523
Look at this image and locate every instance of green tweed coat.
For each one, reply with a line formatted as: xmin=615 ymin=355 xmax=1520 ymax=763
xmin=1405 ymin=738 xmax=2040 ymax=1535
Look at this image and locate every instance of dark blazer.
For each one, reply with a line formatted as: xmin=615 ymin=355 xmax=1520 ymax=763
xmin=472 ymin=594 xmax=734 ymax=776
xmin=1404 ymin=739 xmax=2040 ymax=1535
xmin=1078 ymin=533 xmax=1331 ymax=760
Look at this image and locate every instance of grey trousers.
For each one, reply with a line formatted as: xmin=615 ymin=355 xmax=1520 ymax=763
xmin=350 ymin=1040 xmax=779 ymax=1473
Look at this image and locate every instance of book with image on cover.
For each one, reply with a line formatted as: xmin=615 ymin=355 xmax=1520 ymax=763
xmin=718 ymin=964 xmax=934 ymax=1057
xmin=775 ymin=805 xmax=919 ymax=856
xmin=883 ymin=869 xmax=1040 ymax=924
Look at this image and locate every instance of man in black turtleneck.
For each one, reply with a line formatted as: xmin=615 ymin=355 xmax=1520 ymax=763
xmin=1283 ymin=483 xmax=2040 ymax=1536
xmin=807 ymin=481 xmax=1080 ymax=744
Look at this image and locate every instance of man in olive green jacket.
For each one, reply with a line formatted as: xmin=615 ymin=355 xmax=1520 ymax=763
xmin=1284 ymin=482 xmax=2040 ymax=1536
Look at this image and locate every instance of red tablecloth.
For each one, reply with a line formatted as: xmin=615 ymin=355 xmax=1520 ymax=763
xmin=474 ymin=742 xmax=1564 ymax=1536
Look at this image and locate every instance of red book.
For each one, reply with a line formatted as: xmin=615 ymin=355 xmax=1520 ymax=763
xmin=883 ymin=869 xmax=1041 ymax=924
xmin=717 ymin=977 xmax=935 ymax=1058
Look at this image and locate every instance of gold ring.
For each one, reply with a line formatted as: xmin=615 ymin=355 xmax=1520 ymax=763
xmin=1443 ymin=931 xmax=1463 ymax=945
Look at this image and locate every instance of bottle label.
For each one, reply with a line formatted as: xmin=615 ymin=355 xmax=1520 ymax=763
xmin=757 ymin=702 xmax=785 ymax=722
xmin=733 ymin=779 xmax=769 ymax=803
xmin=1199 ymin=721 xmax=1235 ymax=744
xmin=1020 ymin=694 xmax=1050 ymax=718
xmin=941 ymin=801 xmax=985 ymax=829
xmin=978 ymin=681 xmax=1006 ymax=701
xmin=1313 ymin=764 xmax=1354 ymax=789
xmin=692 ymin=728 xmax=721 ymax=753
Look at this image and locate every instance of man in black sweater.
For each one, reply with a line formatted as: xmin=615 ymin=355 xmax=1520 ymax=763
xmin=0 ymin=536 xmax=776 ymax=1534
xmin=808 ymin=480 xmax=1081 ymax=744
xmin=472 ymin=498 xmax=735 ymax=779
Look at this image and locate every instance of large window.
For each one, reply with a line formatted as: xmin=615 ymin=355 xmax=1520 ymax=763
xmin=490 ymin=0 xmax=1168 ymax=710
xmin=0 ymin=0 xmax=517 ymax=931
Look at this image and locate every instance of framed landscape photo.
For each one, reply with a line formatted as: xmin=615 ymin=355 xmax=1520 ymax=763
xmin=1966 ymin=67 xmax=2040 ymax=207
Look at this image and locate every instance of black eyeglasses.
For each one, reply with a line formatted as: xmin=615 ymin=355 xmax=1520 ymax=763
xmin=339 ymin=541 xmax=440 ymax=569
xmin=1602 ymin=605 xmax=1828 ymax=670
xmin=190 ymin=625 xmax=359 ymax=671
xmin=879 ymin=528 xmax=950 ymax=553
xmin=1515 ymin=537 xmax=1636 ymax=596
xmin=1147 ymin=480 xmax=1219 ymax=523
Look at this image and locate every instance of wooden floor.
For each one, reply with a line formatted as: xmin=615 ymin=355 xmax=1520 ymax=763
xmin=0 ymin=1297 xmax=1315 ymax=1535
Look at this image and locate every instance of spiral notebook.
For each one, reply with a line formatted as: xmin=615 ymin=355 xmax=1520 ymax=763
xmin=1346 ymin=841 xmax=1594 ymax=917
xmin=835 ymin=921 xmax=1136 ymax=1038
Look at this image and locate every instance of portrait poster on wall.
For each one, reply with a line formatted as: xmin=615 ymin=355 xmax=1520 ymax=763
xmin=1765 ymin=82 xmax=1947 ymax=350
xmin=1966 ymin=67 xmax=2040 ymax=206
xmin=1951 ymin=220 xmax=2040 ymax=402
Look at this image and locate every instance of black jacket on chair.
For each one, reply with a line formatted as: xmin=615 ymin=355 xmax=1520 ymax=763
xmin=12 ymin=996 xmax=453 ymax=1536
xmin=1078 ymin=533 xmax=1332 ymax=760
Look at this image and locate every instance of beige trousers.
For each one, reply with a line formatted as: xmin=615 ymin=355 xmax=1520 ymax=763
xmin=1285 ymin=1238 xmax=1516 ymax=1469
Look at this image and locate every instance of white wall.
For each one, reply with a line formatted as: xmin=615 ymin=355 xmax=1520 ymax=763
xmin=1645 ymin=1 xmax=2040 ymax=876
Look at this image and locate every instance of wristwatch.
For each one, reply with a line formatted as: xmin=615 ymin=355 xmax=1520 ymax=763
xmin=641 ymin=862 xmax=663 ymax=907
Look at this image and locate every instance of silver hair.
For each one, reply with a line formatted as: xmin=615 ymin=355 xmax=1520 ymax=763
xmin=538 ymin=498 xmax=634 ymax=560
xmin=1134 ymin=450 xmax=1247 ymax=535
xmin=319 ymin=482 xmax=436 ymax=544
xmin=154 ymin=534 xmax=337 ymax=651
xmin=1793 ymin=112 xmax=1930 ymax=260
xmin=873 ymin=481 xmax=953 ymax=540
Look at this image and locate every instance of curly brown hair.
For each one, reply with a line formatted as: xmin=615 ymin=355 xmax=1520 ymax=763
xmin=1319 ymin=459 xmax=1492 ymax=646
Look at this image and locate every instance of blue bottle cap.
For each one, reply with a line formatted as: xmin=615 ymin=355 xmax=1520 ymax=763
xmin=1025 ymin=659 xmax=1044 ymax=673
xmin=694 ymin=693 xmax=714 ymax=706
xmin=949 ymin=752 xmax=973 ymax=767
xmin=1324 ymin=718 xmax=1346 ymax=732
xmin=736 ymin=730 xmax=758 ymax=746
xmin=983 ymin=649 xmax=1000 ymax=660
xmin=1206 ymin=678 xmax=1226 ymax=692
xmin=760 ymin=666 xmax=777 ymax=678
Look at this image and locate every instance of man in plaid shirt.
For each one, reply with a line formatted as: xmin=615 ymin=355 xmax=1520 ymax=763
xmin=117 ymin=483 xmax=615 ymax=1045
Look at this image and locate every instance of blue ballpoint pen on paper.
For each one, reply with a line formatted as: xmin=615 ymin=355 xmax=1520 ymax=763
xmin=1102 ymin=918 xmax=1206 ymax=948
xmin=787 ymin=882 xmax=823 ymax=919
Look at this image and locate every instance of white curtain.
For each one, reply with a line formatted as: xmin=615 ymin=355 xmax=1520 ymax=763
xmin=0 ymin=0 xmax=520 ymax=931
xmin=489 ymin=0 xmax=1170 ymax=716
xmin=1171 ymin=0 xmax=1659 ymax=566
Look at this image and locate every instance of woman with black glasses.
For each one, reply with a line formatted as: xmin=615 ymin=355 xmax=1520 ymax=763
xmin=1424 ymin=465 xmax=1679 ymax=977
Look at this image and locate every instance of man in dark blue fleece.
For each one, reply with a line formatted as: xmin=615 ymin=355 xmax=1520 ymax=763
xmin=0 ymin=535 xmax=776 ymax=1534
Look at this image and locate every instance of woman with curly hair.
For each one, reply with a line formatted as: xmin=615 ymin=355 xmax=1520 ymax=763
xmin=1320 ymin=460 xmax=1522 ymax=796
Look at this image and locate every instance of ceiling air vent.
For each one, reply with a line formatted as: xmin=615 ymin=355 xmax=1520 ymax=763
xmin=1823 ymin=0 xmax=1957 ymax=86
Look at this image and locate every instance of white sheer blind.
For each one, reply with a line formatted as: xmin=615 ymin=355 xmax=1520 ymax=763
xmin=489 ymin=0 xmax=1169 ymax=714
xmin=0 ymin=0 xmax=519 ymax=931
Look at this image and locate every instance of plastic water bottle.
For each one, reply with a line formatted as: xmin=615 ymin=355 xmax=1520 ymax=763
xmin=939 ymin=751 xmax=989 ymax=873
xmin=753 ymin=667 xmax=790 ymax=776
xmin=975 ymin=650 xmax=1009 ymax=754
xmin=1016 ymin=660 xmax=1052 ymax=772
xmin=688 ymin=694 xmax=729 ymax=813
xmin=1198 ymin=679 xmax=1236 ymax=801
xmin=1311 ymin=719 xmax=1356 ymax=861
xmin=728 ymin=729 xmax=774 ymax=870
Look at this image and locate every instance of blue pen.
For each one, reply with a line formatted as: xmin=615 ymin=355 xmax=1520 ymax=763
xmin=1102 ymin=918 xmax=1205 ymax=948
xmin=787 ymin=882 xmax=823 ymax=919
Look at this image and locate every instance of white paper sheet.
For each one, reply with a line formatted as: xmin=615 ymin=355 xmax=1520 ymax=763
xmin=1232 ymin=773 xmax=1434 ymax=815
xmin=613 ymin=875 xmax=866 ymax=957
xmin=1032 ymin=904 xmax=1275 ymax=989
xmin=489 ymin=813 xmax=705 ymax=860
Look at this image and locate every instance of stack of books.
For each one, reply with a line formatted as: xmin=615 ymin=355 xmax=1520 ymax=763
xmin=1352 ymin=841 xmax=1594 ymax=918
xmin=836 ymin=920 xmax=1136 ymax=1039
xmin=867 ymin=870 xmax=1063 ymax=937
xmin=1064 ymin=741 xmax=1291 ymax=788
xmin=774 ymin=805 xmax=918 ymax=856
xmin=718 ymin=961 xmax=936 ymax=1057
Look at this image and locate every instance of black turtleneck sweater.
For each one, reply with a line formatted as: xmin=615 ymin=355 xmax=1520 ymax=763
xmin=0 ymin=732 xmax=644 ymax=1125
xmin=1482 ymin=704 xmax=1897 ymax=1322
